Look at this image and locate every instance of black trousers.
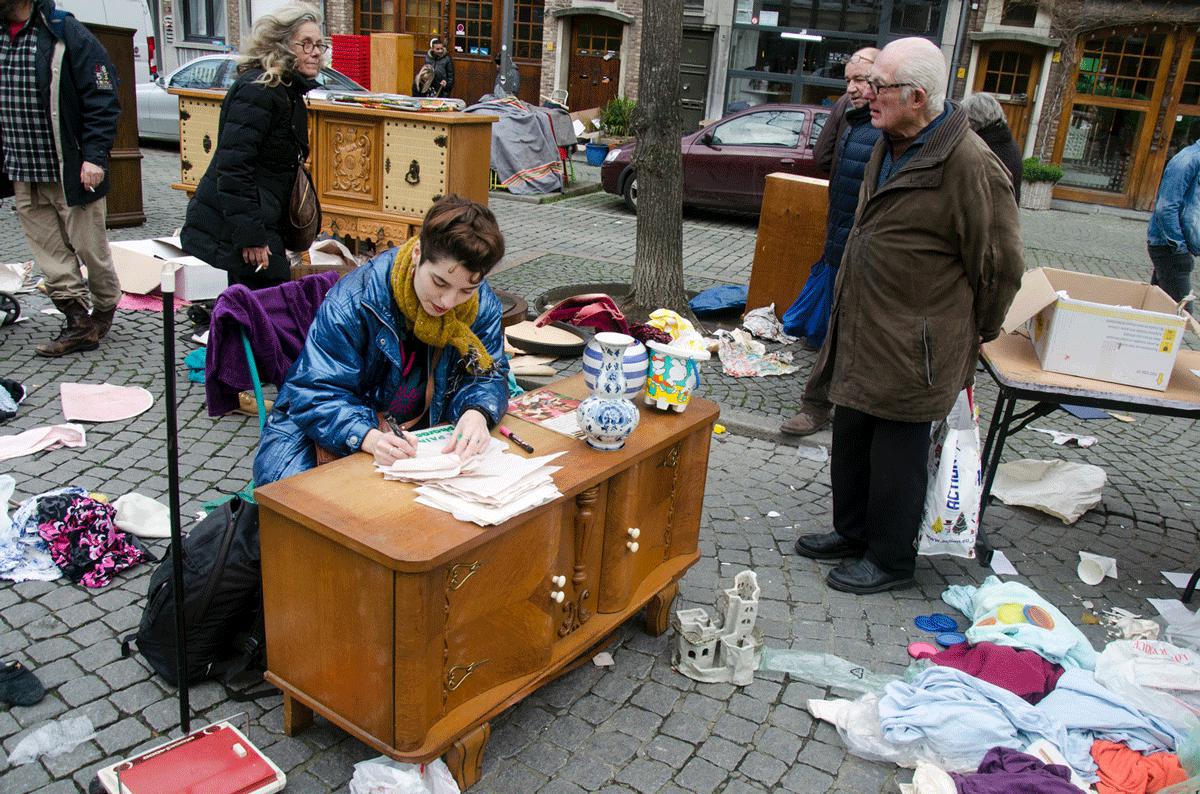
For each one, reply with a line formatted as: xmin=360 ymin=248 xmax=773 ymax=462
xmin=831 ymin=405 xmax=932 ymax=576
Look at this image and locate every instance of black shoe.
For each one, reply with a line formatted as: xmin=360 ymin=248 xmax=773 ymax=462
xmin=826 ymin=558 xmax=915 ymax=595
xmin=794 ymin=531 xmax=864 ymax=560
xmin=0 ymin=660 xmax=45 ymax=706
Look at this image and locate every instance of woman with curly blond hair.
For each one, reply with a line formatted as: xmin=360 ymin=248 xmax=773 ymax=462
xmin=181 ymin=3 xmax=325 ymax=289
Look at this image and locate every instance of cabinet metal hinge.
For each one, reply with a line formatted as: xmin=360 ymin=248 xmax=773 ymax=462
xmin=179 ymin=109 xmax=190 ymax=121
xmin=434 ymin=134 xmax=447 ymax=148
xmin=180 ymin=159 xmax=192 ymax=172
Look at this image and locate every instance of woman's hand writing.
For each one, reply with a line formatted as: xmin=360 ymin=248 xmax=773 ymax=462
xmin=363 ymin=428 xmax=418 ymax=466
xmin=442 ymin=410 xmax=490 ymax=461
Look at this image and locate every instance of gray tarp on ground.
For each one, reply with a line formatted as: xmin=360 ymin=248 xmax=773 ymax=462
xmin=466 ymin=95 xmax=564 ymax=195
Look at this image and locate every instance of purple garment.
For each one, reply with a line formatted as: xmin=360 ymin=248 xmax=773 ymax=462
xmin=204 ymin=271 xmax=340 ymax=416
xmin=952 ymin=747 xmax=1078 ymax=793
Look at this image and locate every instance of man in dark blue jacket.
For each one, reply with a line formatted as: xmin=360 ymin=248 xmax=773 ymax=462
xmin=0 ymin=0 xmax=121 ymax=356
xmin=780 ymin=47 xmax=879 ymax=436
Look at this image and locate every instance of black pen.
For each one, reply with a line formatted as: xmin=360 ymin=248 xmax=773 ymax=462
xmin=499 ymin=425 xmax=534 ymax=453
xmin=383 ymin=413 xmax=416 ymax=446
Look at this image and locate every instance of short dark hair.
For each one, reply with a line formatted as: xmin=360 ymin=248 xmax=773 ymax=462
xmin=419 ymin=195 xmax=505 ymax=279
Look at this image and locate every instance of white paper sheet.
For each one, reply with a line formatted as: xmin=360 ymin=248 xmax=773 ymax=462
xmin=1147 ymin=598 xmax=1198 ymax=625
xmin=1164 ymin=571 xmax=1197 ymax=589
xmin=990 ymin=550 xmax=1019 ymax=576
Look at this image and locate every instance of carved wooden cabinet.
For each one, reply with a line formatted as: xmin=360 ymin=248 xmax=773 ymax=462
xmin=170 ymin=88 xmax=495 ymax=249
xmin=255 ymin=376 xmax=718 ymax=789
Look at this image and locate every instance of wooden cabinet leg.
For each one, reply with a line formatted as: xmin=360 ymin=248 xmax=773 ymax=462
xmin=282 ymin=693 xmax=313 ymax=736
xmin=445 ymin=721 xmax=490 ymax=790
xmin=643 ymin=581 xmax=679 ymax=636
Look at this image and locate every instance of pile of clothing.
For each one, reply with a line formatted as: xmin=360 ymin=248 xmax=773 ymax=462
xmin=809 ymin=577 xmax=1200 ymax=793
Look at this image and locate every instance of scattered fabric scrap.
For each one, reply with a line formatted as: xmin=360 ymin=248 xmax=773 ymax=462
xmin=1090 ymin=740 xmax=1188 ymax=794
xmin=1029 ymin=426 xmax=1098 ymax=448
xmin=113 ymin=493 xmax=171 ymax=539
xmin=950 ymin=746 xmax=1080 ymax=794
xmin=990 ymin=459 xmax=1106 ymax=523
xmin=116 ymin=292 xmax=189 ymax=312
xmin=742 ymin=305 xmax=797 ymax=344
xmin=943 ymin=576 xmax=1097 ymax=669
xmin=0 ymin=486 xmax=86 ymax=583
xmin=8 ymin=715 xmax=94 ymax=766
xmin=929 ymin=641 xmax=1065 ymax=704
xmin=0 ymin=378 xmax=26 ymax=422
xmin=648 ymin=308 xmax=709 ymax=352
xmin=1094 ymin=639 xmax=1200 ymax=734
xmin=185 ymin=347 xmax=207 ymax=384
xmin=0 ymin=423 xmax=86 ymax=462
xmin=37 ymin=495 xmax=151 ymax=588
xmin=689 ymin=284 xmax=747 ymax=315
xmin=1102 ymin=607 xmax=1160 ymax=641
xmin=715 ymin=329 xmax=800 ymax=377
xmin=60 ymin=383 xmax=154 ymax=422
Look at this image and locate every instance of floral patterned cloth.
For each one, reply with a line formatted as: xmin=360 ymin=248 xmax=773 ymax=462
xmin=37 ymin=496 xmax=149 ymax=588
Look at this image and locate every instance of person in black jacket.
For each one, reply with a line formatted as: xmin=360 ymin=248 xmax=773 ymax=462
xmin=425 ymin=37 xmax=455 ymax=97
xmin=961 ymin=92 xmax=1023 ymax=204
xmin=181 ymin=3 xmax=324 ymax=289
xmin=0 ymin=0 xmax=122 ymax=357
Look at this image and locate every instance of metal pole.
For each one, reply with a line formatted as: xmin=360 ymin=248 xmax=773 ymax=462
xmin=161 ymin=263 xmax=190 ymax=734
xmin=498 ymin=0 xmax=515 ymax=94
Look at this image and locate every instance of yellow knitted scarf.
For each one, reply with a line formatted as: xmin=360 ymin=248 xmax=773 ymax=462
xmin=389 ymin=237 xmax=494 ymax=372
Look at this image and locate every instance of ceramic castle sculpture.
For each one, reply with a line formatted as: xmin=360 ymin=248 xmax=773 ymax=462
xmin=672 ymin=570 xmax=763 ymax=686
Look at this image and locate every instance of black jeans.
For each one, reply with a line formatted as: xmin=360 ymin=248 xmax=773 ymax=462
xmin=1148 ymin=243 xmax=1196 ymax=313
xmin=831 ymin=405 xmax=932 ymax=576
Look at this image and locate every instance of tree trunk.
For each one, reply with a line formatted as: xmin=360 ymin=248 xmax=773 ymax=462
xmin=628 ymin=0 xmax=688 ymax=316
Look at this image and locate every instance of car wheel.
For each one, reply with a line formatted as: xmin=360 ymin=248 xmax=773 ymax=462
xmin=622 ymin=174 xmax=638 ymax=213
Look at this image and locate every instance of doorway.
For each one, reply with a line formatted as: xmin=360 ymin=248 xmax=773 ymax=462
xmin=680 ymin=30 xmax=713 ymax=133
xmin=973 ymin=42 xmax=1043 ymax=149
xmin=568 ymin=15 xmax=623 ymax=111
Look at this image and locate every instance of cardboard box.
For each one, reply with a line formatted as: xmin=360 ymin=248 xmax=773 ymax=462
xmin=1001 ymin=267 xmax=1199 ymax=391
xmin=111 ymin=237 xmax=226 ymax=301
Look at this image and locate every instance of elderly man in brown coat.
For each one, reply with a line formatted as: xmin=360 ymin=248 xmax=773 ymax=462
xmin=794 ymin=37 xmax=1025 ymax=594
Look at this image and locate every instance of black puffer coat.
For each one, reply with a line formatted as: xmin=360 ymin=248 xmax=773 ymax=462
xmin=424 ymin=49 xmax=455 ymax=96
xmin=974 ymin=120 xmax=1023 ymax=204
xmin=180 ymin=67 xmax=316 ymax=285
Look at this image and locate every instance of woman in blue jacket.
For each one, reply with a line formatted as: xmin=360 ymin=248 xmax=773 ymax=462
xmin=253 ymin=196 xmax=510 ymax=485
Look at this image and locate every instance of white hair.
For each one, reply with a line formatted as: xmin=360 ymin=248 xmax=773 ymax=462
xmin=239 ymin=2 xmax=323 ymax=88
xmin=885 ymin=37 xmax=947 ymax=117
xmin=961 ymin=93 xmax=1007 ymax=130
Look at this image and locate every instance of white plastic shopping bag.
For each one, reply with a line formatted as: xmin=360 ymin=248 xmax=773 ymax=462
xmin=918 ymin=388 xmax=982 ymax=559
xmin=349 ymin=756 xmax=460 ymax=794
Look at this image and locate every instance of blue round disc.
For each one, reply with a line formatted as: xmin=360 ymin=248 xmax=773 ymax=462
xmin=936 ymin=632 xmax=967 ymax=647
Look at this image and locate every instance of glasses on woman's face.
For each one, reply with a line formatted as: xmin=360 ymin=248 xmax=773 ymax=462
xmin=292 ymin=40 xmax=328 ymax=55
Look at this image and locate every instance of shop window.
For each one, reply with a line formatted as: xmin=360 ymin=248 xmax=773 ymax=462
xmin=758 ymin=0 xmax=881 ymax=34
xmin=1059 ymin=105 xmax=1144 ymax=194
xmin=1074 ymin=29 xmax=1165 ymax=101
xmin=890 ymin=0 xmax=941 ymax=36
xmin=801 ymin=37 xmax=877 ymax=79
xmin=729 ymin=28 xmax=799 ymax=74
xmin=358 ymin=0 xmax=396 ymax=33
xmin=726 ymin=75 xmax=795 ymax=110
xmin=406 ymin=0 xmax=443 ymax=37
xmin=513 ymin=0 xmax=543 ymax=60
xmin=1000 ymin=0 xmax=1037 ymax=27
xmin=183 ymin=0 xmax=226 ymax=45
xmin=454 ymin=0 xmax=493 ymax=55
xmin=1181 ymin=37 xmax=1200 ymax=107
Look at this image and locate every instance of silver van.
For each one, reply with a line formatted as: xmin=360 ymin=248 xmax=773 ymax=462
xmin=56 ymin=0 xmax=157 ymax=85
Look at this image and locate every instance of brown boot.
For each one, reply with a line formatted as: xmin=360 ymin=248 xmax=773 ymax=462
xmin=36 ymin=300 xmax=99 ymax=357
xmin=91 ymin=306 xmax=116 ymax=339
xmin=780 ymin=408 xmax=831 ymax=436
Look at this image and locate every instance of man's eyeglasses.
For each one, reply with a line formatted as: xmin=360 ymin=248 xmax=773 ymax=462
xmin=847 ymin=54 xmax=875 ymax=65
xmin=292 ymin=40 xmax=329 ymax=54
xmin=866 ymin=79 xmax=918 ymax=94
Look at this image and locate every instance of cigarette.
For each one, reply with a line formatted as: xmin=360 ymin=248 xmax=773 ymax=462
xmin=255 ymin=263 xmax=266 ymax=272
xmin=85 ymin=185 xmax=95 ymax=192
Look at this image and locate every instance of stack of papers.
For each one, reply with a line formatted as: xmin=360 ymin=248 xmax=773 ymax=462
xmin=375 ymin=429 xmax=565 ymax=526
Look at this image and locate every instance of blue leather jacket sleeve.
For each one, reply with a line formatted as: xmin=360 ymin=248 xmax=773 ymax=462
xmin=279 ymin=290 xmax=379 ymax=457
xmin=445 ymin=284 xmax=510 ymax=426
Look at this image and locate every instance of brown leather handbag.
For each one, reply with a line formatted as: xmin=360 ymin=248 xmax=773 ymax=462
xmin=280 ymin=93 xmax=321 ymax=252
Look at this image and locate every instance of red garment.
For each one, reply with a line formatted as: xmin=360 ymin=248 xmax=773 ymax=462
xmin=930 ymin=641 xmax=1065 ymax=704
xmin=8 ymin=20 xmax=24 ymax=39
xmin=535 ymin=293 xmax=628 ymax=334
xmin=1091 ymin=740 xmax=1188 ymax=794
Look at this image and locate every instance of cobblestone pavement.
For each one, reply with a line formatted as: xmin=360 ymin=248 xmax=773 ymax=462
xmin=0 ymin=147 xmax=1195 ymax=793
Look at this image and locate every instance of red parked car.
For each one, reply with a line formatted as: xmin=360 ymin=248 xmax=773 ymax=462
xmin=600 ymin=103 xmax=831 ymax=213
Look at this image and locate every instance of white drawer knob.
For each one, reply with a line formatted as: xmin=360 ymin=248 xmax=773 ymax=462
xmin=551 ymin=575 xmax=566 ymax=587
xmin=626 ymin=541 xmax=639 ymax=553
xmin=627 ymin=527 xmax=640 ymax=539
xmin=551 ymin=590 xmax=565 ymax=603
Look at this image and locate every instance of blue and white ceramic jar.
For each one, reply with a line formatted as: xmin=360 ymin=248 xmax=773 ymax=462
xmin=583 ymin=336 xmax=647 ymax=399
xmin=577 ymin=332 xmax=641 ymax=451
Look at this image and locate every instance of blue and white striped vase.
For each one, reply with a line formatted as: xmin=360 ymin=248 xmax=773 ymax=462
xmin=583 ymin=335 xmax=647 ymax=399
xmin=577 ymin=332 xmax=641 ymax=451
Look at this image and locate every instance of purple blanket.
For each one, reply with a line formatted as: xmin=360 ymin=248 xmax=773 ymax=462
xmin=204 ymin=271 xmax=340 ymax=417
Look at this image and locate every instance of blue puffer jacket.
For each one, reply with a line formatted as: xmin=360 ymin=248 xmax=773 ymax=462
xmin=252 ymin=248 xmax=510 ymax=486
xmin=1148 ymin=140 xmax=1200 ymax=256
xmin=822 ymin=104 xmax=880 ymax=271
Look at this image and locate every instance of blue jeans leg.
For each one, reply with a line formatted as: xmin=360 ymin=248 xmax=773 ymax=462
xmin=1148 ymin=243 xmax=1196 ymax=312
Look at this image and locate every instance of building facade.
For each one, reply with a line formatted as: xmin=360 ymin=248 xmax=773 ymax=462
xmin=956 ymin=0 xmax=1200 ymax=210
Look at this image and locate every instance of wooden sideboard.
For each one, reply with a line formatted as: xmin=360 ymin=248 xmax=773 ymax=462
xmin=170 ymin=88 xmax=496 ymax=250
xmin=87 ymin=22 xmax=145 ymax=228
xmin=254 ymin=376 xmax=718 ymax=789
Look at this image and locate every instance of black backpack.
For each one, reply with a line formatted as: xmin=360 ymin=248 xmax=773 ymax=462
xmin=122 ymin=497 xmax=265 ymax=687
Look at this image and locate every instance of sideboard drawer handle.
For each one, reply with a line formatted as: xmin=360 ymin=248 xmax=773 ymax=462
xmin=405 ymin=159 xmax=421 ymax=185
